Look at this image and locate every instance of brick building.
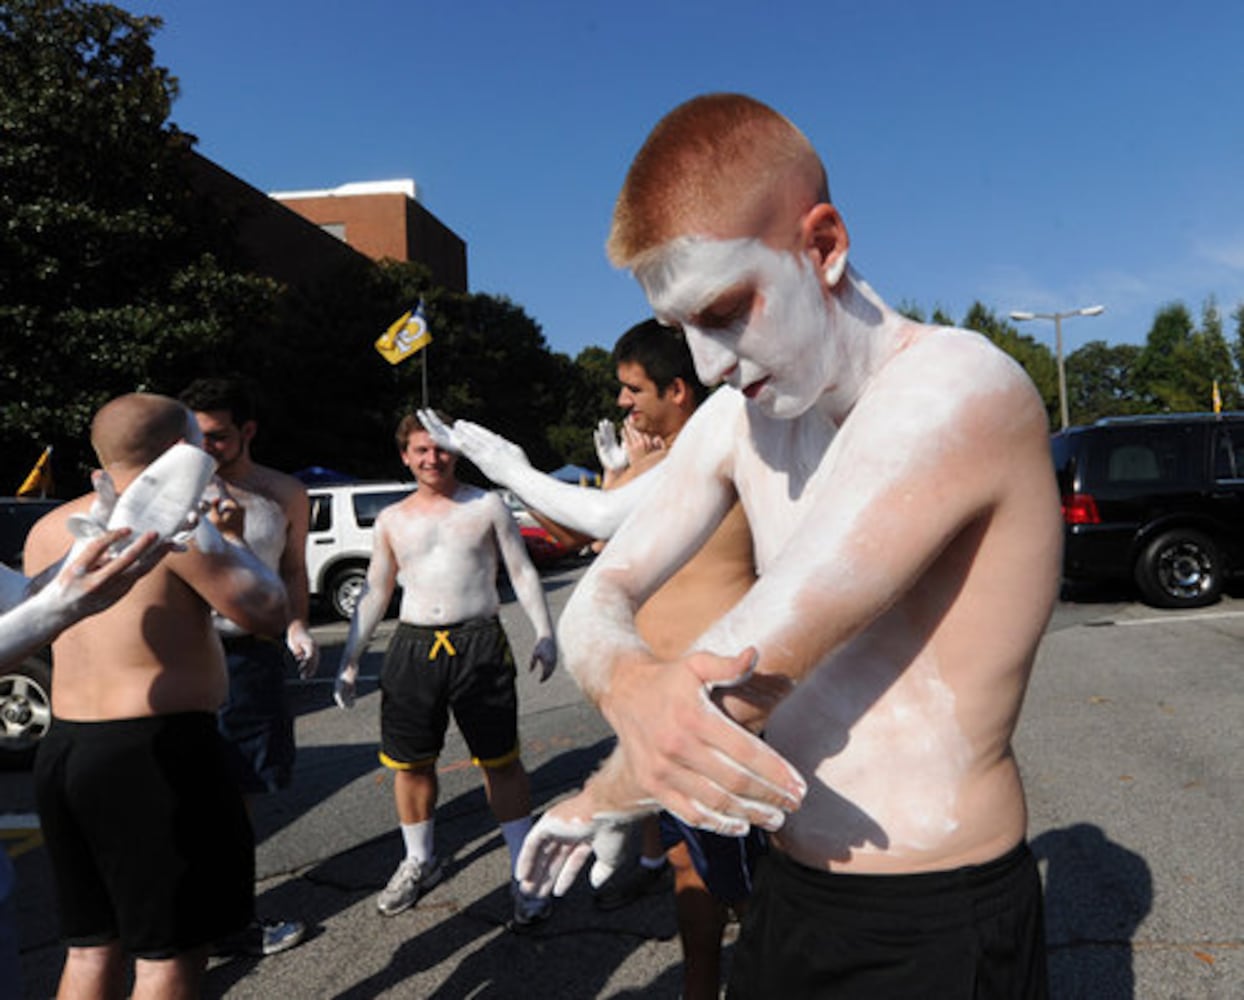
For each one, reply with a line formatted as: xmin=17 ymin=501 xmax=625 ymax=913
xmin=272 ymin=179 xmax=468 ymax=293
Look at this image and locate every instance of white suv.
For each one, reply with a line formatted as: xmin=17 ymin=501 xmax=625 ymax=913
xmin=306 ymin=481 xmax=416 ymax=620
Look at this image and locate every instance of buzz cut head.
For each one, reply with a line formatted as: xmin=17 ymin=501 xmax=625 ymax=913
xmin=607 ymin=93 xmax=829 ymax=269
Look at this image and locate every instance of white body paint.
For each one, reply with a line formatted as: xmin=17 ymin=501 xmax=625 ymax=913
xmin=418 ymin=411 xmax=659 ymax=540
xmin=559 ymin=255 xmax=1062 ymax=874
xmin=206 ymin=481 xmax=288 ymax=638
xmin=337 ymin=481 xmax=556 ymax=706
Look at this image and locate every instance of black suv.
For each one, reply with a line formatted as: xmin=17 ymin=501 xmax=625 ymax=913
xmin=1052 ymin=413 xmax=1244 ymax=608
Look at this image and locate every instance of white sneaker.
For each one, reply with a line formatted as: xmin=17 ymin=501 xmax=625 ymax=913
xmin=511 ymin=879 xmax=552 ymax=929
xmin=377 ymin=856 xmax=443 ymax=916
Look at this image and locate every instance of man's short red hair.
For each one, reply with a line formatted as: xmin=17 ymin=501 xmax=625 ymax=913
xmin=607 ymin=93 xmax=828 ymax=268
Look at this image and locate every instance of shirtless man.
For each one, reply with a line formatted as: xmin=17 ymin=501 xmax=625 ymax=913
xmin=180 ymin=376 xmax=316 ymax=956
xmin=333 ymin=413 xmax=558 ymax=928
xmin=26 ymin=392 xmax=288 ymax=1000
xmin=1 ymin=497 xmax=166 ymax=997
xmin=515 ymin=94 xmax=1061 ymax=997
xmin=423 ymin=319 xmax=761 ymax=998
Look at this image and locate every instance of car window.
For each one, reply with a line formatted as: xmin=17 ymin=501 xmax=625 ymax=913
xmin=1211 ymin=426 xmax=1244 ymax=481
xmin=352 ymin=489 xmax=414 ymax=528
xmin=308 ymin=494 xmax=333 ymax=533
xmin=1089 ymin=428 xmax=1190 ymax=487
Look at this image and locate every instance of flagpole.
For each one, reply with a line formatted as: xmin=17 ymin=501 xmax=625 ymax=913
xmin=421 ymin=347 xmax=429 ymax=408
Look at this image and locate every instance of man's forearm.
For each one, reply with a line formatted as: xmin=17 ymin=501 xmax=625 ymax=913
xmin=340 ymin=581 xmax=390 ymax=668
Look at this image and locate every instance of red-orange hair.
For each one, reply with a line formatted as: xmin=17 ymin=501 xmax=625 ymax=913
xmin=607 ymin=93 xmax=828 ymax=268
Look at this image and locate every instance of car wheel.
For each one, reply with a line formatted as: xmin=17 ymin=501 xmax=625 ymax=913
xmin=0 ymin=657 xmax=52 ymax=767
xmin=329 ymin=566 xmax=368 ymax=621
xmin=1134 ymin=528 xmax=1222 ymax=608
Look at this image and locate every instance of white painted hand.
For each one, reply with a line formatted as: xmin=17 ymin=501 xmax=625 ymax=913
xmin=443 ymin=420 xmax=534 ymax=486
xmin=599 ymin=649 xmax=806 ymax=836
xmin=66 ymin=470 xmax=121 ymax=541
xmin=515 ymin=793 xmax=633 ymax=898
xmin=334 ymin=662 xmax=358 ymax=709
xmin=593 ymin=419 xmax=629 ymax=474
xmin=48 ymin=529 xmax=168 ymax=619
xmin=416 ymin=408 xmax=461 ymax=454
xmin=287 ymin=623 xmax=320 ymax=679
xmin=530 ymin=636 xmax=557 ymax=682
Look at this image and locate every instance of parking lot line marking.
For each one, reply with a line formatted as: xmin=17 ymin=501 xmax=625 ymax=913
xmin=1114 ymin=609 xmax=1244 ymax=627
xmin=1 ymin=813 xmax=43 ymax=858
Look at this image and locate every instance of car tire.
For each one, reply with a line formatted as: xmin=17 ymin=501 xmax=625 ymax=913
xmin=0 ymin=657 xmax=52 ymax=768
xmin=329 ymin=565 xmax=368 ymax=621
xmin=1134 ymin=528 xmax=1223 ymax=609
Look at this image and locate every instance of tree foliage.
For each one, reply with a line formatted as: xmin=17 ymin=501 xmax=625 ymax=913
xmin=0 ymin=0 xmax=280 ymax=488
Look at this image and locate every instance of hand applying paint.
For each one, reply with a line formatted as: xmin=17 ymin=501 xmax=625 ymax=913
xmin=596 ymin=645 xmax=805 ymax=835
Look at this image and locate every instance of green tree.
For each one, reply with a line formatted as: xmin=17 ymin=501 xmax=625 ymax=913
xmin=1132 ymin=303 xmax=1200 ymax=411
xmin=0 ymin=0 xmax=281 ymax=489
xmin=1064 ymin=340 xmax=1144 ymax=422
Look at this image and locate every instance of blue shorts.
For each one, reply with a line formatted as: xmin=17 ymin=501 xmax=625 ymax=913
xmin=217 ymin=634 xmax=296 ymax=794
xmin=659 ymin=812 xmax=766 ymax=906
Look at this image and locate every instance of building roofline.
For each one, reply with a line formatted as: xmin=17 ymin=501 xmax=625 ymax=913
xmin=270 ymin=179 xmax=418 ymax=201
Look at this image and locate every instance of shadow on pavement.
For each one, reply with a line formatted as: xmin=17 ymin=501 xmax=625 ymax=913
xmin=1033 ymin=823 xmax=1152 ymax=999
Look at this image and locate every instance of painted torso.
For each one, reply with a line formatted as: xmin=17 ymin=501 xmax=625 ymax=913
xmin=694 ymin=324 xmax=1061 ymax=874
xmin=383 ymin=484 xmax=505 ymax=625
xmin=210 ymin=479 xmax=288 ymax=637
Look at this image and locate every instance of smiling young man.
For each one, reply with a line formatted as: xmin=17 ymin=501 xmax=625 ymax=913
xmin=516 ymin=94 xmax=1061 ymax=997
xmin=334 ymin=413 xmax=558 ymax=928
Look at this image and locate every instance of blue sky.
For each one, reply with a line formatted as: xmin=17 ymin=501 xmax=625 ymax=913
xmin=134 ymin=1 xmax=1244 ymax=360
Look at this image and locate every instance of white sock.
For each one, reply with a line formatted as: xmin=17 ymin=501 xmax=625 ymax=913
xmin=401 ymin=820 xmax=434 ymax=865
xmin=500 ymin=816 xmax=533 ymax=876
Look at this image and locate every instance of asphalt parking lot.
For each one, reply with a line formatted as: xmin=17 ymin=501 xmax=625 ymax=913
xmin=4 ymin=565 xmax=1242 ymax=998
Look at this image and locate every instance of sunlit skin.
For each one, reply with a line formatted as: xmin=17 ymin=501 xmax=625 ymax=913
xmin=191 ymin=408 xmax=318 ymax=675
xmin=23 ymin=394 xmax=288 ymax=1000
xmin=516 ymin=103 xmax=1061 ymax=897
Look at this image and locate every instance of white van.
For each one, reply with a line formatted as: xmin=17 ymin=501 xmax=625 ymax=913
xmin=305 ymin=481 xmax=415 ymax=619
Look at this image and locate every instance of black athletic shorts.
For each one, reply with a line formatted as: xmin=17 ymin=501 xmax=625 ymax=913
xmin=217 ymin=634 xmax=296 ymax=794
xmin=34 ymin=713 xmax=255 ymax=958
xmin=379 ymin=618 xmax=519 ymax=769
xmin=727 ymin=842 xmax=1048 ymax=999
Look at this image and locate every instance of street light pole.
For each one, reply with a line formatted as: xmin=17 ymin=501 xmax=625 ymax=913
xmin=1009 ymin=305 xmax=1105 ymax=430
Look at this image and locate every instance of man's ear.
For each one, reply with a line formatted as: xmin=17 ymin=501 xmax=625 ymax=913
xmin=241 ymin=419 xmax=258 ymax=449
xmin=666 ymin=376 xmax=691 ymax=406
xmin=802 ymin=203 xmax=850 ymax=289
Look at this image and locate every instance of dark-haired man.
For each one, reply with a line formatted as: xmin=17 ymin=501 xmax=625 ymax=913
xmin=180 ymin=376 xmax=316 ymax=956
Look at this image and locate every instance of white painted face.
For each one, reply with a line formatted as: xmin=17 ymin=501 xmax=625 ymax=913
xmin=636 ymin=237 xmax=840 ymax=420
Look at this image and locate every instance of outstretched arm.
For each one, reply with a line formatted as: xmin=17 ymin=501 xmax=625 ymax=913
xmin=418 ymin=409 xmax=659 ymax=538
xmin=2 ymin=528 xmax=165 ymax=668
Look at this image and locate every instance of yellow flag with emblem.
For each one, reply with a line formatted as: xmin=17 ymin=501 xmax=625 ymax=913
xmin=375 ymin=300 xmax=432 ymax=365
xmin=1212 ymin=379 xmax=1222 ymax=415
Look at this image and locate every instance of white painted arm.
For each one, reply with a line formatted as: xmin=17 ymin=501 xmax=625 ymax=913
xmin=491 ymin=495 xmax=557 ymax=680
xmin=417 ymin=409 xmax=656 ymax=538
xmin=335 ymin=516 xmax=399 ymax=708
xmin=1 ymin=529 xmax=166 ymax=668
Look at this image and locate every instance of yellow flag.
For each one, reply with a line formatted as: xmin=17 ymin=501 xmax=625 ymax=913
xmin=1213 ymin=379 xmax=1223 ymax=415
xmin=375 ymin=300 xmax=432 ymax=366
xmin=16 ymin=445 xmax=53 ymax=497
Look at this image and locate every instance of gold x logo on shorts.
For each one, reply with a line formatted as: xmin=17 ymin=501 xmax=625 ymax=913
xmin=428 ymin=630 xmax=456 ymax=659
